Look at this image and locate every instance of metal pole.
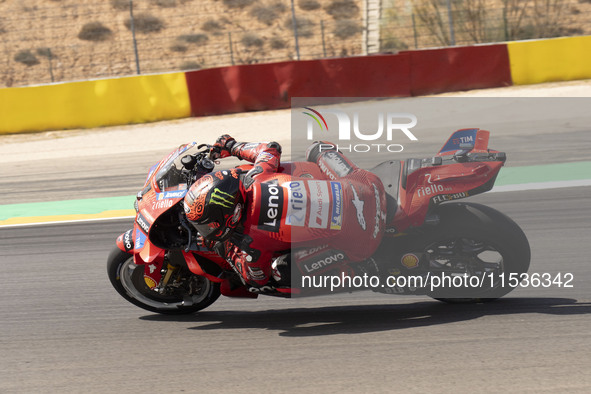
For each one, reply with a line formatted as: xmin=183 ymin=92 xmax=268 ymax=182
xmin=228 ymin=32 xmax=235 ymax=65
xmin=502 ymin=0 xmax=509 ymax=41
xmin=45 ymin=48 xmax=55 ymax=83
xmin=320 ymin=20 xmax=327 ymax=57
xmin=129 ymin=0 xmax=141 ymax=74
xmin=412 ymin=12 xmax=418 ymax=49
xmin=290 ymin=0 xmax=300 ymax=60
xmin=446 ymin=0 xmax=456 ymax=46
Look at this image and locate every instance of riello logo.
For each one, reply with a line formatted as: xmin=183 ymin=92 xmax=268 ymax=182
xmin=303 ymin=106 xmax=418 ymax=153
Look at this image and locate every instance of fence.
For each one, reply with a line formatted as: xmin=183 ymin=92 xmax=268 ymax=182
xmin=1 ymin=0 xmax=590 ymax=88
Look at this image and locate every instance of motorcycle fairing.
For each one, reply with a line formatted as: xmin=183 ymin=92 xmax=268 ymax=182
xmin=397 ymin=160 xmax=503 ymax=228
xmin=114 ymin=221 xmax=166 ymax=290
xmin=369 ymin=160 xmax=402 ymax=222
xmin=116 ymin=229 xmax=134 ymax=254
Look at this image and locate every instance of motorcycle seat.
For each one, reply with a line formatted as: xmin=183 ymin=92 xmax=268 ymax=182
xmin=369 ymin=160 xmax=401 ymax=222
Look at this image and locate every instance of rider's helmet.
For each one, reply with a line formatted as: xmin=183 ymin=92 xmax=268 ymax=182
xmin=184 ymin=170 xmax=243 ymax=243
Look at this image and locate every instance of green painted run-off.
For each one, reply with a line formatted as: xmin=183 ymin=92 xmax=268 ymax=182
xmin=1 ymin=161 xmax=590 ymax=222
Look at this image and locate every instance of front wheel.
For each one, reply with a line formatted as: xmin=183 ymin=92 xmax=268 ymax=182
xmin=107 ymin=247 xmax=220 ymax=314
xmin=421 ymin=203 xmax=531 ymax=303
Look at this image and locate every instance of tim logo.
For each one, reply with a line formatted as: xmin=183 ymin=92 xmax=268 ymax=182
xmin=302 ymin=106 xmax=418 ymax=153
xmin=452 ymin=136 xmax=474 ymax=145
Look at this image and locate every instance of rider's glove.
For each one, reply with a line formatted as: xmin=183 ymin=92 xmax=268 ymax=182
xmin=211 ymin=134 xmax=236 ymax=160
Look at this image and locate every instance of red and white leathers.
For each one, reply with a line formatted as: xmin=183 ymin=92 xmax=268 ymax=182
xmin=211 ymin=138 xmax=387 ymax=287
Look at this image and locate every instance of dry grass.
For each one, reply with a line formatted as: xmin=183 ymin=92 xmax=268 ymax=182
xmin=78 ymin=22 xmax=113 ymax=41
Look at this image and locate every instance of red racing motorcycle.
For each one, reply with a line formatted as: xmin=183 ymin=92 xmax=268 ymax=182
xmin=107 ymin=128 xmax=530 ymax=314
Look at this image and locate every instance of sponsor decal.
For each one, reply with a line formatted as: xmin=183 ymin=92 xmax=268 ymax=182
xmin=439 ymin=129 xmax=478 ymax=154
xmin=152 ymin=199 xmax=174 ymax=210
xmin=209 ymin=188 xmax=235 ymax=208
xmin=431 ymin=192 xmax=469 ymax=204
xmin=156 ymin=190 xmax=188 ymax=200
xmin=284 ymin=181 xmax=307 ymax=227
xmin=248 ymin=285 xmax=277 ymax=294
xmin=258 ymin=183 xmax=284 ymax=232
xmin=136 ymin=213 xmax=151 ymax=234
xmin=140 ymin=209 xmax=155 ymax=223
xmin=294 ymin=244 xmax=329 ymax=260
xmin=401 ymin=253 xmax=419 ymax=269
xmin=123 ymin=229 xmax=133 ymax=252
xmin=135 ymin=229 xmax=147 ymax=250
xmin=318 ymin=159 xmax=337 ymax=180
xmin=301 ymin=250 xmax=346 ymax=273
xmin=324 ymin=152 xmax=353 ymax=177
xmin=453 ymin=135 xmax=474 ymax=145
xmin=350 ymin=185 xmax=366 ymax=230
xmin=416 ymin=183 xmax=451 ymax=198
xmin=330 ymin=182 xmax=343 ymax=230
xmin=308 ymin=180 xmax=330 ymax=229
xmin=143 ymin=276 xmax=157 ymax=289
xmin=242 ymin=142 xmax=259 ymax=150
xmin=247 ymin=266 xmax=266 ymax=281
xmin=256 ymin=152 xmax=276 ymax=163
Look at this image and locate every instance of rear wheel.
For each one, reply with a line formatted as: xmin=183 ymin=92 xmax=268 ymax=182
xmin=107 ymin=247 xmax=220 ymax=314
xmin=421 ymin=203 xmax=530 ymax=303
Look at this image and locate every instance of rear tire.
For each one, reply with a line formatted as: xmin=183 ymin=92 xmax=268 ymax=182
xmin=422 ymin=203 xmax=530 ymax=303
xmin=107 ymin=247 xmax=220 ymax=314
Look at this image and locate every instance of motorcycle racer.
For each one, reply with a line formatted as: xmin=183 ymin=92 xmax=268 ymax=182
xmin=183 ymin=134 xmax=387 ymax=289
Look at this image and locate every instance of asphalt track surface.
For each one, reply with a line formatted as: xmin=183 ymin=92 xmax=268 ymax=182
xmin=1 ymin=89 xmax=591 ymax=393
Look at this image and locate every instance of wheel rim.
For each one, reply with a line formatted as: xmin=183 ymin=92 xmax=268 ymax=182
xmin=425 ymin=237 xmax=505 ymax=293
xmin=119 ymin=256 xmax=212 ymax=310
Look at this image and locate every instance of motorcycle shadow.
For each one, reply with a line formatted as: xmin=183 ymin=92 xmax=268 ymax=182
xmin=140 ymin=297 xmax=590 ymax=337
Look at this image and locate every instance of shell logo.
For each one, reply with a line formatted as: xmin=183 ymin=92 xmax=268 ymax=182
xmin=401 ymin=253 xmax=419 ymax=269
xmin=144 ymin=276 xmax=157 ymax=289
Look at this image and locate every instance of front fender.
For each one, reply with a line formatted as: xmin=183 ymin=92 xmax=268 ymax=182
xmin=115 ymin=228 xmax=165 ymax=290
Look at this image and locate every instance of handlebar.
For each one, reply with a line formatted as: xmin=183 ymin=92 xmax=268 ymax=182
xmin=181 ymin=144 xmax=216 ymax=180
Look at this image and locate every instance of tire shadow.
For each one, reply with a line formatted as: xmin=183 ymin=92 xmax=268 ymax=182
xmin=139 ymin=297 xmax=591 ymax=337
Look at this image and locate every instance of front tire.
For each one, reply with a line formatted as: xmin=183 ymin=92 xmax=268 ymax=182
xmin=107 ymin=247 xmax=220 ymax=314
xmin=422 ymin=203 xmax=530 ymax=303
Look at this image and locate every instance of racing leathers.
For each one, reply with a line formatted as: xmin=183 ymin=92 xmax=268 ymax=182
xmin=207 ymin=135 xmax=387 ymax=289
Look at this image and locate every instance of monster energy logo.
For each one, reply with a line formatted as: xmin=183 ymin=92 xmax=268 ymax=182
xmin=209 ymin=188 xmax=234 ymax=208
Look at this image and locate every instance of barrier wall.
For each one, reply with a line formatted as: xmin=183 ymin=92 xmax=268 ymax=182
xmin=185 ymin=44 xmax=511 ymax=116
xmin=507 ymin=36 xmax=591 ymax=85
xmin=0 ymin=72 xmax=190 ymax=134
xmin=407 ymin=44 xmax=512 ymax=96
xmin=1 ymin=35 xmax=589 ymax=134
xmin=185 ymin=55 xmax=413 ymax=116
